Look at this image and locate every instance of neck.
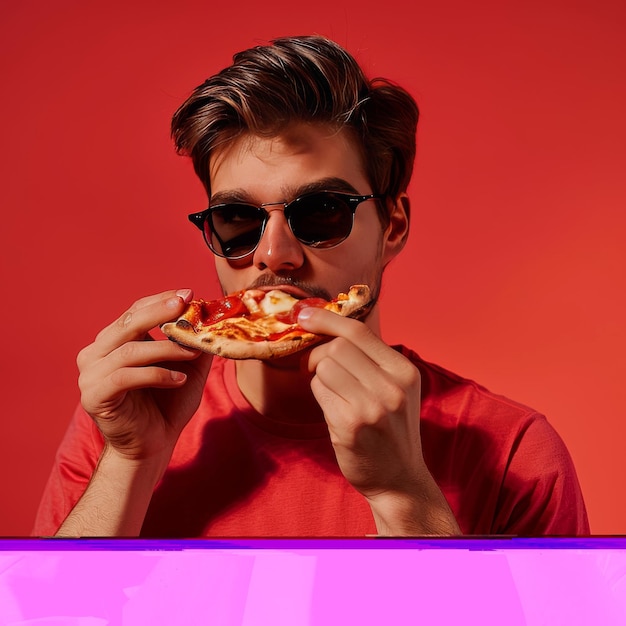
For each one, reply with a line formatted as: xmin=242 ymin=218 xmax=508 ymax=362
xmin=236 ymin=357 xmax=322 ymax=424
xmin=235 ymin=305 xmax=382 ymax=424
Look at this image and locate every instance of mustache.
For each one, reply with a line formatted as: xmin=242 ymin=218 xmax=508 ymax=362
xmin=247 ymin=275 xmax=333 ymax=301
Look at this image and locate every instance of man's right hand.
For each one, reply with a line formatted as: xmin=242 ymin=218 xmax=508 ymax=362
xmin=76 ymin=289 xmax=213 ymax=464
xmin=56 ymin=290 xmax=212 ymax=537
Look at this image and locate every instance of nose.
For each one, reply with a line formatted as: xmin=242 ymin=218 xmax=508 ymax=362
xmin=252 ymin=207 xmax=305 ymax=272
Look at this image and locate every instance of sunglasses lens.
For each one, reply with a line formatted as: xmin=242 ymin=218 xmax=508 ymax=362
xmin=290 ymin=193 xmax=354 ymax=248
xmin=208 ymin=205 xmax=265 ymax=258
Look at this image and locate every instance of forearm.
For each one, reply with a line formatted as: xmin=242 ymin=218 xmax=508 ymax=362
xmin=368 ymin=477 xmax=462 ymax=537
xmin=55 ymin=445 xmax=169 ymax=537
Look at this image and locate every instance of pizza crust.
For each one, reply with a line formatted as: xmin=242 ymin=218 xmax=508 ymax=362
xmin=163 ymin=321 xmax=321 ymax=359
xmin=161 ymin=284 xmax=372 ymax=360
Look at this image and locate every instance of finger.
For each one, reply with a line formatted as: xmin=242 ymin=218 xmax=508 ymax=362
xmin=307 ymin=336 xmax=374 ymax=379
xmin=80 ymin=363 xmax=189 ymax=413
xmin=80 ymin=338 xmax=201 ymax=384
xmin=311 ymin=342 xmax=411 ymax=420
xmin=310 ymin=354 xmax=362 ymax=411
xmin=310 ymin=373 xmax=351 ymax=436
xmin=78 ymin=342 xmax=197 ymax=403
xmin=111 ymin=365 xmax=189 ymax=399
xmin=298 ymin=307 xmax=390 ymax=364
xmin=308 ymin=337 xmax=390 ymax=393
xmin=85 ymin=289 xmax=194 ymax=361
xmin=109 ymin=365 xmax=189 ymax=391
xmin=300 ymin=307 xmax=416 ymax=383
xmin=125 ymin=290 xmax=194 ymax=315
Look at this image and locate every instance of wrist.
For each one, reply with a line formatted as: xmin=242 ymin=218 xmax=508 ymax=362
xmin=55 ymin=445 xmax=173 ymax=538
xmin=367 ymin=478 xmax=461 ymax=537
xmin=99 ymin=443 xmax=172 ymax=488
xmin=98 ymin=442 xmax=173 ymax=474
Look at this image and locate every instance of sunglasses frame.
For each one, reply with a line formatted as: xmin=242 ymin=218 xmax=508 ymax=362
xmin=188 ymin=190 xmax=383 ymax=260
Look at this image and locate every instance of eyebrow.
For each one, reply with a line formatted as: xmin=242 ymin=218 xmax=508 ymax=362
xmin=209 ymin=177 xmax=362 ymax=206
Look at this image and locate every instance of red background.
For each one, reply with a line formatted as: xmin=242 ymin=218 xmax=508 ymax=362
xmin=1 ymin=0 xmax=624 ymax=535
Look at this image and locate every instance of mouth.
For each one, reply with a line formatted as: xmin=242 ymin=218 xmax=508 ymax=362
xmin=246 ymin=277 xmax=332 ymax=301
xmin=254 ymin=285 xmax=316 ymax=300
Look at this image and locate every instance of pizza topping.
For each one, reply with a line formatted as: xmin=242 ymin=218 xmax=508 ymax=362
xmin=240 ymin=289 xmax=265 ymax=315
xmin=275 ymin=298 xmax=328 ymax=325
xmin=257 ymin=290 xmax=300 ymax=317
xmin=161 ymin=284 xmax=372 ymax=360
xmin=202 ymin=315 xmax=293 ymax=340
xmin=199 ymin=295 xmax=248 ymax=325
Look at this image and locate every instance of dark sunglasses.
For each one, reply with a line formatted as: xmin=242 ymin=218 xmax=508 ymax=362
xmin=188 ymin=190 xmax=382 ymax=260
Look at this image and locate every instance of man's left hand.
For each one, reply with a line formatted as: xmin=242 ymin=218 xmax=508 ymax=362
xmin=299 ymin=307 xmax=461 ymax=536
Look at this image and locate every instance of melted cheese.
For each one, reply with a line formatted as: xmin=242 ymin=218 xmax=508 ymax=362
xmin=258 ymin=290 xmax=300 ymax=316
xmin=241 ymin=290 xmax=263 ymax=315
xmin=209 ymin=315 xmax=293 ymax=340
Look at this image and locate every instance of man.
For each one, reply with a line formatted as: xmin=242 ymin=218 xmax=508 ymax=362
xmin=34 ymin=36 xmax=589 ymax=537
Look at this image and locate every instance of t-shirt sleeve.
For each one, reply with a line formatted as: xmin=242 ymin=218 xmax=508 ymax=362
xmin=492 ymin=414 xmax=589 ymax=535
xmin=32 ymin=404 xmax=104 ymax=536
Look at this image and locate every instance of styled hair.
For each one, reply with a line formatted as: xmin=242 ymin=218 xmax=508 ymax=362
xmin=171 ymin=35 xmax=419 ymax=224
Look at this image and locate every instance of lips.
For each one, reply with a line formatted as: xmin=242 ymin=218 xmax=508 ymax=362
xmin=246 ymin=277 xmax=331 ymax=301
xmin=254 ymin=285 xmax=317 ymax=300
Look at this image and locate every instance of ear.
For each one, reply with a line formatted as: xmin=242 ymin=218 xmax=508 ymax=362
xmin=382 ymin=192 xmax=411 ymax=266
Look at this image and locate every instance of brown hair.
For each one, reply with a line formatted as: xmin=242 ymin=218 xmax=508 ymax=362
xmin=171 ymin=36 xmax=419 ymax=224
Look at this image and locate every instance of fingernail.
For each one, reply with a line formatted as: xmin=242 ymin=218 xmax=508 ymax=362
xmin=170 ymin=370 xmax=186 ymax=382
xmin=175 ymin=289 xmax=193 ymax=303
xmin=297 ymin=307 xmax=314 ymax=322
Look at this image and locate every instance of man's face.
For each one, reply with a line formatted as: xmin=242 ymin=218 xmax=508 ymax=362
xmin=207 ymin=124 xmax=398 ymax=309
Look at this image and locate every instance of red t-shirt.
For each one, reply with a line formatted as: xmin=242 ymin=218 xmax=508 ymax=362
xmin=33 ymin=347 xmax=589 ymax=536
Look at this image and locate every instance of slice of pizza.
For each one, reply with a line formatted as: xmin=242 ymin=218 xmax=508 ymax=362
xmin=161 ymin=284 xmax=372 ymax=360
